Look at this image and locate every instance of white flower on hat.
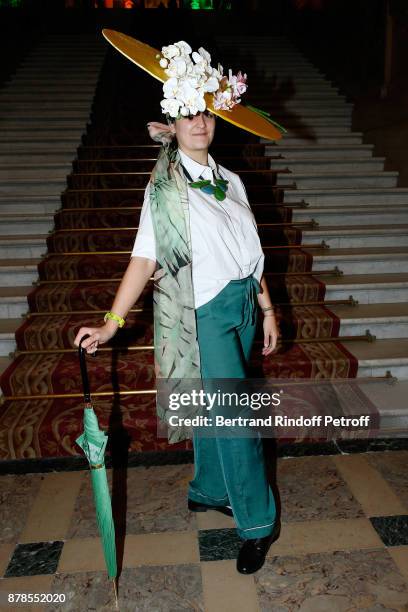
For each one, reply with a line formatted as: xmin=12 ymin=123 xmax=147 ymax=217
xmin=178 ymin=81 xmax=206 ymax=114
xmin=192 ymin=50 xmax=209 ymax=68
xmin=197 ymin=47 xmax=211 ymax=64
xmin=160 ymin=98 xmax=182 ymax=118
xmin=159 ymin=58 xmax=168 ymax=69
xmin=163 ymin=77 xmax=180 ymax=99
xmin=161 ymin=44 xmax=180 ymax=59
xmin=175 ymin=40 xmax=192 ymax=55
xmin=212 ymin=64 xmax=223 ymax=80
xmin=203 ymin=76 xmax=219 ymax=93
xmin=165 ymin=57 xmax=189 ymax=78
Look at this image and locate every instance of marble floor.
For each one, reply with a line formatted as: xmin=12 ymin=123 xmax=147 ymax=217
xmin=1 ymin=442 xmax=408 ymax=611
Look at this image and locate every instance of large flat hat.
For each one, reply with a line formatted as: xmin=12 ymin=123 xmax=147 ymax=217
xmin=102 ymin=29 xmax=285 ymax=141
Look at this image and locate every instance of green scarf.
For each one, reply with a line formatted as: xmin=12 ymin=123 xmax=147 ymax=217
xmin=149 ymin=143 xmax=202 ymax=444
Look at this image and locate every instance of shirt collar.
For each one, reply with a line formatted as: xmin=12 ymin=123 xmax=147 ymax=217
xmin=178 ymin=148 xmax=218 ymax=182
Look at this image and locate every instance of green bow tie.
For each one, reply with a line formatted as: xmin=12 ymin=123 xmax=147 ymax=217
xmin=180 ymin=162 xmax=229 ymax=202
xmin=188 ymin=177 xmax=229 ymax=201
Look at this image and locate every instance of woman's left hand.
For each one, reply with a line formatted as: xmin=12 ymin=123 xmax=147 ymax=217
xmin=262 ymin=314 xmax=280 ymax=356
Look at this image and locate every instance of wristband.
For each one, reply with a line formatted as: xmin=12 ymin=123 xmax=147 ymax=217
xmin=104 ymin=311 xmax=125 ymax=328
xmin=261 ymin=306 xmax=274 ymax=313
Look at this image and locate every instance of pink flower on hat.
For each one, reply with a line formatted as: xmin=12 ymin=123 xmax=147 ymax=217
xmin=230 ymin=70 xmax=248 ymax=96
xmin=213 ymin=70 xmax=248 ymax=112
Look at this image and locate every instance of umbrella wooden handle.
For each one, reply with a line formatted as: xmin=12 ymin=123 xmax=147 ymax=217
xmin=79 ymin=334 xmax=92 ymax=403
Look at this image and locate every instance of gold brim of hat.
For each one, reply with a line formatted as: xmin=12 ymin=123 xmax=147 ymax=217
xmin=102 ymin=29 xmax=283 ymax=141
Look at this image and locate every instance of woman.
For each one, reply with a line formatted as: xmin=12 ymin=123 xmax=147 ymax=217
xmin=74 ymin=109 xmax=280 ymax=574
xmin=75 ymin=31 xmax=285 ymax=573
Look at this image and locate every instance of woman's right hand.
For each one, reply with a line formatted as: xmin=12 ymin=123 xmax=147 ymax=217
xmin=74 ymin=323 xmax=118 ymax=354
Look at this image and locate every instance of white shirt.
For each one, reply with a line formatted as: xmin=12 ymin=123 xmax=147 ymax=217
xmin=131 ymin=148 xmax=265 ymax=308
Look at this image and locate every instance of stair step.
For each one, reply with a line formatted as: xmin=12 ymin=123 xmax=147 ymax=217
xmin=265 ymin=128 xmax=361 ymax=140
xmin=19 ymin=59 xmax=103 ymax=66
xmin=293 ymin=205 xmax=408 ymax=226
xmin=1 ymin=118 xmax=89 ymax=128
xmin=275 ymin=117 xmax=352 ymax=127
xmin=252 ymin=88 xmax=341 ymax=98
xmin=28 ymin=47 xmax=104 ymax=51
xmin=0 ymin=318 xmax=20 ymax=356
xmin=0 ymin=234 xmax=48 ymax=258
xmin=324 ymin=273 xmax=408 ymax=304
xmin=284 ymin=187 xmax=408 ymax=205
xmin=251 ymin=77 xmax=335 ymax=85
xmin=356 ymin=379 xmax=408 ymax=428
xmin=28 ymin=48 xmax=104 ymax=54
xmin=0 ymin=102 xmax=92 ymax=111
xmin=309 ymin=247 xmax=408 ymax=274
xmin=266 ymin=144 xmax=374 ymax=159
xmin=346 ymin=338 xmax=408 ymax=379
xmin=0 ymin=166 xmax=71 ymax=177
xmin=25 ymin=56 xmax=104 ymax=62
xmin=258 ymin=97 xmax=350 ymax=108
xmin=0 ymin=195 xmax=60 ymax=213
xmin=278 ymin=134 xmax=363 ymax=145
xmin=251 ymin=89 xmax=346 ymax=98
xmin=224 ymin=60 xmax=322 ymax=69
xmin=0 ymin=124 xmax=84 ymax=132
xmin=0 ymin=209 xmax=54 ymax=232
xmin=25 ymin=54 xmax=104 ymax=61
xmin=1 ymin=109 xmax=90 ymax=118
xmin=0 ymin=154 xmax=74 ymax=164
xmin=0 ymin=165 xmax=71 ymax=179
xmin=0 ymin=286 xmax=31 ymax=318
xmin=1 ymin=122 xmax=87 ymax=131
xmin=0 ymin=134 xmax=83 ymax=145
xmin=16 ymin=67 xmax=103 ymax=75
xmin=279 ymin=171 xmax=399 ymax=188
xmin=0 ymin=259 xmax=40 ymax=286
xmin=6 ymin=78 xmax=99 ymax=87
xmin=252 ymin=72 xmax=328 ymax=80
xmin=271 ymin=107 xmax=353 ymax=118
xmin=270 ymin=157 xmax=385 ymax=172
xmin=330 ymin=303 xmax=408 ymax=339
xmin=0 ymin=93 xmax=95 ymax=102
xmin=258 ymin=92 xmax=348 ymax=101
xmin=255 ymin=85 xmax=341 ymax=95
xmin=0 ymin=178 xmax=67 ymax=196
xmin=303 ymin=225 xmax=408 ymax=247
xmin=2 ymin=85 xmax=96 ymax=93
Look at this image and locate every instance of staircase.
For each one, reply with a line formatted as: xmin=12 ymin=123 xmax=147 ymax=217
xmin=219 ymin=35 xmax=408 ymax=381
xmin=0 ymin=34 xmax=106 ymax=364
xmin=0 ymin=33 xmax=406 ymax=461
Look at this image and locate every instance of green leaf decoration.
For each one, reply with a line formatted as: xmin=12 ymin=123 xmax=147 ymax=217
xmin=214 ymin=186 xmax=227 ymax=201
xmin=215 ymin=178 xmax=229 ymax=191
xmin=189 ymin=180 xmax=211 ymax=188
xmin=246 ymin=104 xmax=287 ymax=134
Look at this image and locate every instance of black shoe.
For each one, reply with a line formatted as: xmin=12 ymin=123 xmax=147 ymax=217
xmin=188 ymin=498 xmax=233 ymax=517
xmin=236 ymin=519 xmax=281 ymax=574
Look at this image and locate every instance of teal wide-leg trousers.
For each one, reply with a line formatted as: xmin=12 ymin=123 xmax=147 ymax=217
xmin=188 ymin=274 xmax=277 ymax=540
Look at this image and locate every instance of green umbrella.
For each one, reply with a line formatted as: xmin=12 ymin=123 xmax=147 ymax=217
xmin=76 ymin=336 xmax=118 ymax=609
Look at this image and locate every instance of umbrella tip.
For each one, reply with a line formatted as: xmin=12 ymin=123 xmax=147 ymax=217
xmin=112 ymin=578 xmax=119 ymax=610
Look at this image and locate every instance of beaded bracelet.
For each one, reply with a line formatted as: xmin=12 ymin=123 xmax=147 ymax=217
xmin=104 ymin=311 xmax=126 ymax=328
